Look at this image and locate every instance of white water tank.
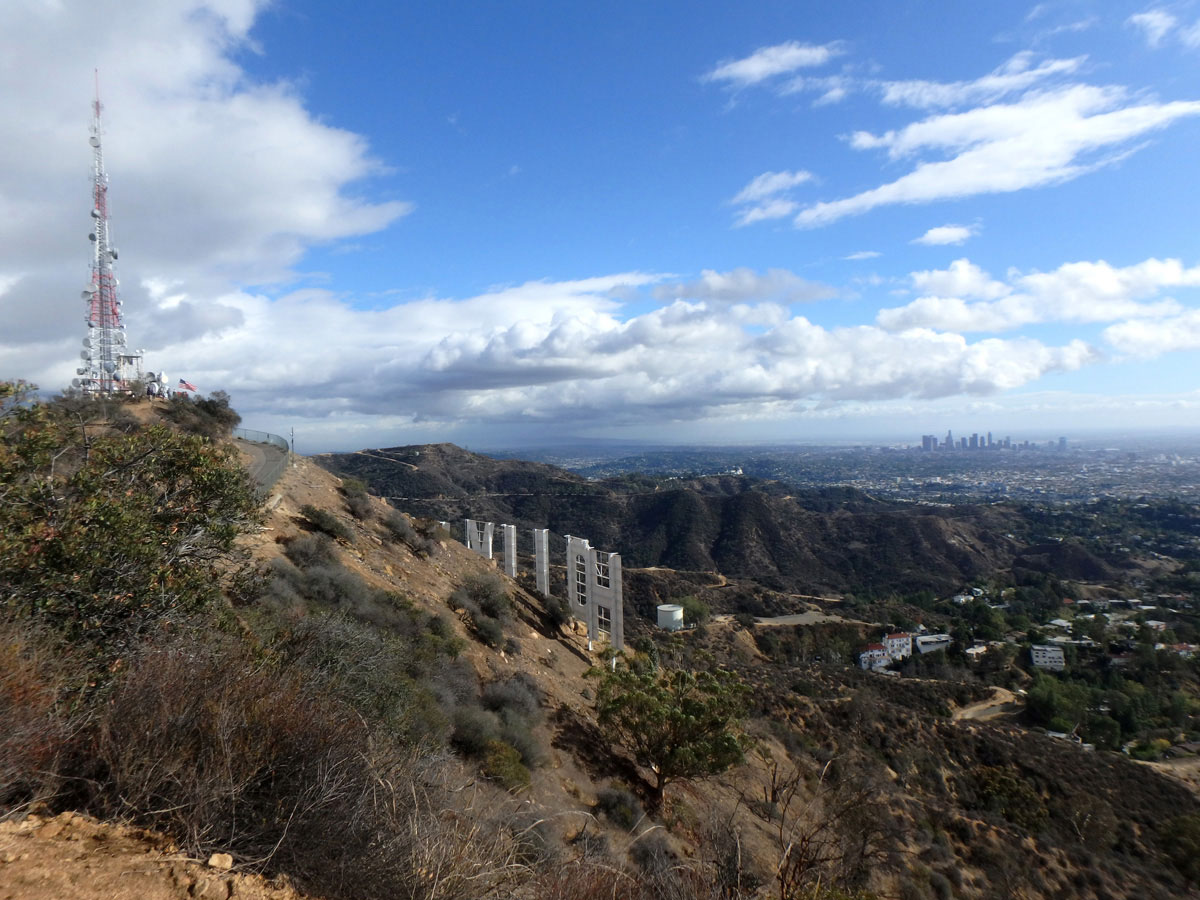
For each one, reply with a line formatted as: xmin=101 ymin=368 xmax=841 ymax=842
xmin=657 ymin=604 xmax=684 ymax=631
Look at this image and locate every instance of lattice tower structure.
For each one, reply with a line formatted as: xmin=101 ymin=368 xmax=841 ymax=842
xmin=77 ymin=80 xmax=140 ymax=394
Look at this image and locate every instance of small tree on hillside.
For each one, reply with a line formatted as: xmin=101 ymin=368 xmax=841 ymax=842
xmin=591 ymin=662 xmax=750 ymax=810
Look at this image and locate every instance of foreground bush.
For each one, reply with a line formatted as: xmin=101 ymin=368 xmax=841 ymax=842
xmin=0 ymin=623 xmax=72 ymax=810
xmin=0 ymin=390 xmax=259 ymax=660
xmin=82 ymin=631 xmax=522 ymax=899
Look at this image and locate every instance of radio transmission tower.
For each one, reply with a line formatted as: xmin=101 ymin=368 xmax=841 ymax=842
xmin=75 ymin=73 xmax=142 ymax=394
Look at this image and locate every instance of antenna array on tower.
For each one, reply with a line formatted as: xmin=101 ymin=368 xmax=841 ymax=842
xmin=74 ymin=73 xmax=142 ymax=395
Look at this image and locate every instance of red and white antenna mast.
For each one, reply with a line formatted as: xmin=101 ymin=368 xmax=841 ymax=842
xmin=76 ymin=71 xmax=141 ymax=394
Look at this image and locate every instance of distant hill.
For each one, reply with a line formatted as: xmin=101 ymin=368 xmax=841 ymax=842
xmin=317 ymin=443 xmax=1028 ymax=597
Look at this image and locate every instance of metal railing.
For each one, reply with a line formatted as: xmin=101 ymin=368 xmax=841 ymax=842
xmin=232 ymin=427 xmax=289 ymax=451
xmin=232 ymin=427 xmax=290 ymax=493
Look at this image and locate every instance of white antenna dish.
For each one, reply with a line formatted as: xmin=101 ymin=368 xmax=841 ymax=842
xmin=71 ymin=378 xmax=81 ymax=387
xmin=89 ymin=136 xmax=100 ymax=147
xmin=76 ymin=368 xmax=86 ymax=376
xmin=79 ymin=350 xmax=90 ymax=360
xmin=82 ymin=337 xmax=92 ymax=348
xmin=91 ymin=209 xmax=100 ymax=218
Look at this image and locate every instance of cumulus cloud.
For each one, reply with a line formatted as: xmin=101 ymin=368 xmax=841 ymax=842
xmin=704 ymin=41 xmax=844 ymax=88
xmin=1 ymin=266 xmax=1096 ymax=443
xmin=878 ymin=256 xmax=1199 ymax=332
xmin=910 ymin=259 xmax=1010 ymax=300
xmin=1104 ymin=310 xmax=1200 ymax=357
xmin=796 ymin=85 xmax=1200 ymax=226
xmin=1128 ymin=9 xmax=1178 ymax=46
xmin=0 ymin=0 xmax=410 ymax=356
xmin=912 ymin=224 xmax=978 ymax=246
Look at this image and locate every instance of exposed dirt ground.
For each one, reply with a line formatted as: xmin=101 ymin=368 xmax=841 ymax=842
xmin=1138 ymin=755 xmax=1200 ymax=800
xmin=0 ymin=813 xmax=303 ymax=900
xmin=953 ymin=686 xmax=1021 ymax=721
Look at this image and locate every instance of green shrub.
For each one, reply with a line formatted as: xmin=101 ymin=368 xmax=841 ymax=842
xmin=629 ymin=829 xmax=673 ymax=874
xmin=481 ymin=739 xmax=531 ymax=792
xmin=545 ymin=596 xmax=572 ymax=628
xmin=341 ymin=477 xmax=369 ymax=498
xmin=346 ymin=493 xmax=374 ymax=521
xmin=0 ymin=409 xmax=258 ymax=658
xmin=159 ymin=390 xmax=242 ymax=439
xmin=284 ymin=533 xmax=338 ymax=569
xmin=339 ymin=477 xmax=373 ymax=520
xmin=382 ymin=511 xmax=436 ymax=556
xmin=482 ymin=674 xmax=543 ymax=720
xmin=300 ymin=504 xmax=353 ymax=542
xmin=973 ymin=766 xmax=1048 ymax=831
xmin=452 ymin=575 xmax=510 ymax=619
xmin=475 ymin=615 xmax=505 ymax=648
xmin=1161 ymin=813 xmax=1200 ymax=885
xmin=595 ymin=785 xmax=644 ymax=831
xmin=679 ymin=595 xmax=710 ymax=626
xmin=451 ymin=705 xmax=502 ymax=757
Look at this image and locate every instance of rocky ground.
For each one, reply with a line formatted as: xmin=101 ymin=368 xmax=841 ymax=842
xmin=0 ymin=812 xmax=303 ymax=900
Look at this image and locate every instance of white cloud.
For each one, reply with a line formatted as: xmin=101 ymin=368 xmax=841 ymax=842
xmin=1103 ymin=310 xmax=1200 ymax=357
xmin=735 ymin=199 xmax=798 ymax=227
xmin=1128 ymin=9 xmax=1177 ymax=47
xmin=912 ymin=224 xmax=979 ymax=246
xmin=844 ymin=250 xmax=881 ymax=260
xmin=704 ymin=41 xmax=844 ymax=88
xmin=0 ymin=0 xmax=410 ymax=354
xmin=732 ymin=170 xmax=814 ymax=204
xmin=910 ymin=259 xmax=1010 ymax=300
xmin=796 ymin=85 xmax=1200 ymax=226
xmin=731 ymin=170 xmax=813 ymax=227
xmin=653 ymin=268 xmax=835 ymax=305
xmin=3 ymin=268 xmax=1095 ymax=440
xmin=880 ymin=52 xmax=1085 ymax=108
xmin=780 ymin=74 xmax=852 ymax=105
xmin=878 ymin=256 xmax=1198 ymax=332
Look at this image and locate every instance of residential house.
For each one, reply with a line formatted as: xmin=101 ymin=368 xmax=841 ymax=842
xmin=916 ymin=634 xmax=952 ymax=654
xmin=859 ymin=644 xmax=889 ymax=670
xmin=1031 ymin=644 xmax=1066 ymax=671
xmin=883 ymin=632 xmax=913 ymax=660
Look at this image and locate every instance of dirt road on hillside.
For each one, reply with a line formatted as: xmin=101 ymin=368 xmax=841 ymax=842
xmin=954 ymin=686 xmax=1020 ymax=721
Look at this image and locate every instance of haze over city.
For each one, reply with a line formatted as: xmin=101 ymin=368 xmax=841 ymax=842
xmin=1 ymin=0 xmax=1199 ymax=452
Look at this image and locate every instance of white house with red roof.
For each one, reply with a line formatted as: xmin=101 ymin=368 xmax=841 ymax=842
xmin=883 ymin=632 xmax=913 ymax=660
xmin=859 ymin=644 xmax=889 ymax=670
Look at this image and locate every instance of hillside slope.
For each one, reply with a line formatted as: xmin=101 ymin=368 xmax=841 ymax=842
xmin=4 ymin=403 xmax=1197 ymax=900
xmin=318 ymin=443 xmax=1036 ymax=596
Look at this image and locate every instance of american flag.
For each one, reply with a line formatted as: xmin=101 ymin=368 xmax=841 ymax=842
xmin=178 ymin=378 xmax=198 ymax=392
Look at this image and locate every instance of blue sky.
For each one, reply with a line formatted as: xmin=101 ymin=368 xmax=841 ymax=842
xmin=1 ymin=0 xmax=1199 ymax=451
